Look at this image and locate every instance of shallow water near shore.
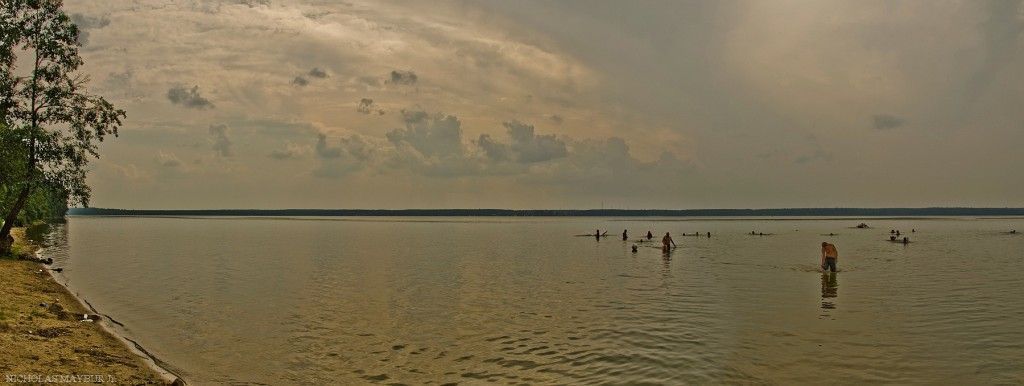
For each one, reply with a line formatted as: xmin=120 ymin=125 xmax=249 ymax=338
xmin=40 ymin=216 xmax=1024 ymax=384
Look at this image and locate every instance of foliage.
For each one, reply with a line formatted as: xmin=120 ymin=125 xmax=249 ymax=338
xmin=1 ymin=123 xmax=67 ymax=226
xmin=0 ymin=0 xmax=123 ymax=251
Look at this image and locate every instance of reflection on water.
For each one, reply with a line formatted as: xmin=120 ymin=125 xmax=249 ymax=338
xmin=821 ymin=271 xmax=838 ymax=311
xmin=24 ymin=222 xmax=52 ymax=244
xmin=42 ymin=217 xmax=1024 ymax=384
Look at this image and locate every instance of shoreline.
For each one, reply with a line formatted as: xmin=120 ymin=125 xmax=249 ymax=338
xmin=0 ymin=228 xmax=183 ymax=385
xmin=41 ymin=255 xmax=186 ymax=384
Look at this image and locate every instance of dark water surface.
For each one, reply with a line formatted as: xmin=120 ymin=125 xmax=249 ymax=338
xmin=41 ymin=217 xmax=1024 ymax=384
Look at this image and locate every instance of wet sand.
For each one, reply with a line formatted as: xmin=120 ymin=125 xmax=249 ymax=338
xmin=0 ymin=228 xmax=173 ymax=384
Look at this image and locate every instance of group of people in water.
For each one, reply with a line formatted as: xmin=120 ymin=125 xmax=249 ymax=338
xmin=588 ymin=225 xmax=1016 ymax=273
xmin=889 ymin=229 xmax=913 ymax=244
xmin=585 ymin=229 xmax=712 ymax=254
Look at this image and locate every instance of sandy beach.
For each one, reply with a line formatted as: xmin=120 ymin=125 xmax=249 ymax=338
xmin=0 ymin=228 xmax=174 ymax=385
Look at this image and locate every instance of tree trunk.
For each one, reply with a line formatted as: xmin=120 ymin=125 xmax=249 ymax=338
xmin=2 ymin=47 xmax=41 ymax=255
xmin=0 ymin=184 xmax=31 ymax=254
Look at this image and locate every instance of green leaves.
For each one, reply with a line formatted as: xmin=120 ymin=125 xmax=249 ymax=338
xmin=1 ymin=0 xmax=123 ymax=238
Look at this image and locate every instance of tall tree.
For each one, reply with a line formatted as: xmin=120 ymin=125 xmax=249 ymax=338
xmin=0 ymin=0 xmax=124 ymax=253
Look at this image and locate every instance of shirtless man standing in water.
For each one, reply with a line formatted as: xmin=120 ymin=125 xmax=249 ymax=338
xmin=662 ymin=232 xmax=677 ymax=252
xmin=821 ymin=242 xmax=839 ymax=272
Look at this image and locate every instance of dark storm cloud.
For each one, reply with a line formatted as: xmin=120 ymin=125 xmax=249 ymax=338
xmin=383 ymin=110 xmax=498 ymax=177
xmin=313 ymin=133 xmax=375 ymax=177
xmin=308 ymin=67 xmax=328 ymax=78
xmin=387 ymin=70 xmax=418 ymax=85
xmin=167 ymin=85 xmax=214 ymax=109
xmin=504 ymin=121 xmax=568 ymax=163
xmin=70 ymin=13 xmax=110 ymax=46
xmin=356 ymin=98 xmax=373 ymax=113
xmin=70 ymin=13 xmax=111 ymax=29
xmin=383 ymin=111 xmax=588 ymax=178
xmin=315 ymin=133 xmax=372 ymax=160
xmin=209 ymin=124 xmax=233 ymax=157
xmin=315 ymin=133 xmax=342 ymax=159
xmin=293 ymin=68 xmax=328 ymax=86
xmin=872 ymin=114 xmax=906 ymax=130
xmin=387 ymin=110 xmax=463 ymax=157
xmin=307 ymin=107 xmax=688 ymax=181
xmin=356 ymin=98 xmax=385 ymax=115
xmin=476 ymin=121 xmax=569 ymax=164
xmin=476 ymin=134 xmax=511 ymax=162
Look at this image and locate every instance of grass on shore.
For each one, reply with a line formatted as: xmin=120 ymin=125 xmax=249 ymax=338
xmin=0 ymin=227 xmax=170 ymax=384
xmin=2 ymin=229 xmax=36 ymax=261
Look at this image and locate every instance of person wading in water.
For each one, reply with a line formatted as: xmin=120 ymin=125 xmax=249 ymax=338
xmin=821 ymin=242 xmax=839 ymax=272
xmin=662 ymin=232 xmax=676 ymax=252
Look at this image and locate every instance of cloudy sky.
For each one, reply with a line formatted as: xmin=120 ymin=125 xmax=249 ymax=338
xmin=64 ymin=0 xmax=1024 ymax=209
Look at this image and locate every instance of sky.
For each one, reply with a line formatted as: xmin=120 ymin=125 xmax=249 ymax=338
xmin=62 ymin=0 xmax=1024 ymax=209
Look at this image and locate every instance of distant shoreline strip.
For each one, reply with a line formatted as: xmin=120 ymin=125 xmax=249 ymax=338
xmin=68 ymin=208 xmax=1024 ymax=217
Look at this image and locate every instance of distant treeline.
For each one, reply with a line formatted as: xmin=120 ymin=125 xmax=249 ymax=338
xmin=68 ymin=207 xmax=1024 ymax=217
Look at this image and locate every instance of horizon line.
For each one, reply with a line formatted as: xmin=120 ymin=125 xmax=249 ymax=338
xmin=72 ymin=206 xmax=1024 ymax=210
xmin=68 ymin=207 xmax=1024 ymax=217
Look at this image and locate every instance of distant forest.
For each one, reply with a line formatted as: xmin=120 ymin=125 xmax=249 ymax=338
xmin=69 ymin=207 xmax=1024 ymax=217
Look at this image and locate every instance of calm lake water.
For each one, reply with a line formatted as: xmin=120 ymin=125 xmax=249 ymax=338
xmin=41 ymin=216 xmax=1024 ymax=385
